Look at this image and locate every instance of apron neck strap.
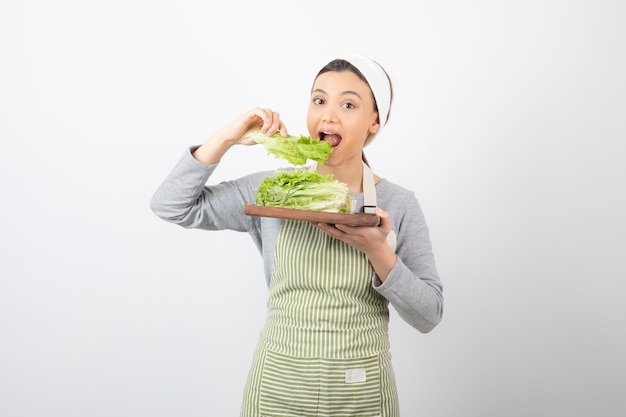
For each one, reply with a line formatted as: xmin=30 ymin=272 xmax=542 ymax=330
xmin=362 ymin=161 xmax=378 ymax=214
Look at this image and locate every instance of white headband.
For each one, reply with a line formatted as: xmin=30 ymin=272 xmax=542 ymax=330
xmin=337 ymin=53 xmax=391 ymax=145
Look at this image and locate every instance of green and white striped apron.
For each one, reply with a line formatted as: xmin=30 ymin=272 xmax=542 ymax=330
xmin=240 ymin=218 xmax=399 ymax=417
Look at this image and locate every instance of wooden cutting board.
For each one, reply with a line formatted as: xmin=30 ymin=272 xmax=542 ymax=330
xmin=243 ymin=204 xmax=380 ymax=226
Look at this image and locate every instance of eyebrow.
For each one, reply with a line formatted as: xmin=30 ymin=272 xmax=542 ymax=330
xmin=311 ymin=88 xmax=363 ymax=99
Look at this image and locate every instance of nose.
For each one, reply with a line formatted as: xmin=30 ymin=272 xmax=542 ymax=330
xmin=322 ymin=107 xmax=337 ymax=123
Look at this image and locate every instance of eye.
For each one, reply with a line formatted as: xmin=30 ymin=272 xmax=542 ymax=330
xmin=313 ymin=97 xmax=324 ymax=105
xmin=343 ymin=102 xmax=355 ymax=109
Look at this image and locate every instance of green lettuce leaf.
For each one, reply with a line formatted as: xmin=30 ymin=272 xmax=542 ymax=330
xmin=248 ymin=131 xmax=332 ymax=165
xmin=255 ymin=169 xmax=352 ymax=213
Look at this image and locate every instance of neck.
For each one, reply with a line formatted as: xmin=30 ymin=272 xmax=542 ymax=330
xmin=317 ymin=159 xmax=364 ymax=193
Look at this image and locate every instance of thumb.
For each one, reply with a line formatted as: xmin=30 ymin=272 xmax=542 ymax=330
xmin=376 ymin=207 xmax=391 ymax=229
xmin=377 ymin=208 xmax=397 ymax=251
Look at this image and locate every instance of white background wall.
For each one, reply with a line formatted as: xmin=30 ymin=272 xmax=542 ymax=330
xmin=1 ymin=1 xmax=625 ymax=416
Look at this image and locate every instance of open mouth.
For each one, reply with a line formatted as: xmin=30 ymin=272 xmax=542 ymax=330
xmin=320 ymin=131 xmax=342 ymax=148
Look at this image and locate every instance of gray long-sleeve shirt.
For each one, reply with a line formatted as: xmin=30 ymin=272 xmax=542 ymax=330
xmin=150 ymin=147 xmax=444 ymax=333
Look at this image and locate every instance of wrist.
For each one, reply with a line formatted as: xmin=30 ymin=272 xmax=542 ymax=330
xmin=192 ymin=134 xmax=234 ymax=165
xmin=367 ymin=246 xmax=397 ymax=283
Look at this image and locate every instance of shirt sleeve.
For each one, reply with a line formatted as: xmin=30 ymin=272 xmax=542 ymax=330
xmin=150 ymin=147 xmax=267 ymax=232
xmin=372 ymin=189 xmax=444 ymax=333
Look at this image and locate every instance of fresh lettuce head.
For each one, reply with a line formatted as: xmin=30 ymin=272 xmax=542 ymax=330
xmin=256 ymin=169 xmax=352 ymax=213
xmin=248 ymin=131 xmax=332 ymax=165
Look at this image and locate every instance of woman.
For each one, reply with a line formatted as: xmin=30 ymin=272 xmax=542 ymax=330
xmin=151 ymin=53 xmax=443 ymax=417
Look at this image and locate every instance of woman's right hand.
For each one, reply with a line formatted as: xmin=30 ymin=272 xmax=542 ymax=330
xmin=193 ymin=107 xmax=288 ymax=165
xmin=217 ymin=107 xmax=288 ymax=146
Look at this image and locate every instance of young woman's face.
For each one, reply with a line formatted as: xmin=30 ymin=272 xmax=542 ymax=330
xmin=307 ymin=70 xmax=380 ymax=165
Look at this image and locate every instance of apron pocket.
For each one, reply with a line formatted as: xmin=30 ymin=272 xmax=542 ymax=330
xmin=259 ymin=350 xmax=382 ymax=417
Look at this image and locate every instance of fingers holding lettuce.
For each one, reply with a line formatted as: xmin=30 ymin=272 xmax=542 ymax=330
xmin=227 ymin=107 xmax=288 ymax=146
xmin=193 ymin=107 xmax=288 ymax=165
